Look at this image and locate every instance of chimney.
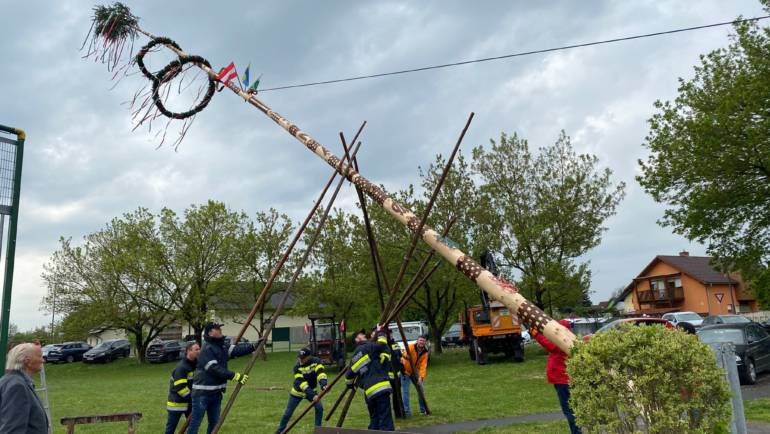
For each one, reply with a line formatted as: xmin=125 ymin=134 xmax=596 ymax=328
xmin=679 ymin=250 xmax=689 ymax=257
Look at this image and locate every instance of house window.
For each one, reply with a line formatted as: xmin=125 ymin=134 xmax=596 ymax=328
xmin=651 ymin=279 xmax=666 ymax=298
xmin=666 ymin=277 xmax=682 ymax=289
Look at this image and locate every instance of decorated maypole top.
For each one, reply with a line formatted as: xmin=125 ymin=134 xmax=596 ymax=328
xmin=83 ymin=3 xmax=578 ymax=352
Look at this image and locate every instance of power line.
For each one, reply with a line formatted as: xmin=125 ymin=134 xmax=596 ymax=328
xmin=259 ymin=15 xmax=770 ymax=92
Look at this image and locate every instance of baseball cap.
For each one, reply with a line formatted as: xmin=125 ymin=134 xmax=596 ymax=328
xmin=204 ymin=322 xmax=223 ymax=334
xmin=298 ymin=347 xmax=312 ymax=359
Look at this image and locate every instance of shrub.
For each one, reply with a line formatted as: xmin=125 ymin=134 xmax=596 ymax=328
xmin=567 ymin=324 xmax=731 ymax=433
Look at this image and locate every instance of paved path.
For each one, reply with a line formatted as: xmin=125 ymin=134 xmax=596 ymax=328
xmin=408 ymin=375 xmax=770 ymax=434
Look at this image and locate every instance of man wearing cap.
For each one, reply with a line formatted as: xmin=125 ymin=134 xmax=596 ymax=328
xmin=164 ymin=341 xmax=200 ymax=434
xmin=346 ymin=329 xmax=394 ymax=431
xmin=188 ymin=322 xmax=256 ymax=434
xmin=275 ymin=347 xmax=328 ymax=433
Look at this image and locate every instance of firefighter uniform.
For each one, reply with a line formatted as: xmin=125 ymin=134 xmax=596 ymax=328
xmin=188 ymin=324 xmax=255 ymax=434
xmin=276 ymin=348 xmax=328 ymax=433
xmin=164 ymin=356 xmax=195 ymax=434
xmin=389 ymin=339 xmax=405 ymax=418
xmin=346 ymin=331 xmax=394 ymax=431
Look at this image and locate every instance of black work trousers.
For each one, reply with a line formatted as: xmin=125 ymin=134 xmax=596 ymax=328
xmin=366 ymin=391 xmax=394 ymax=431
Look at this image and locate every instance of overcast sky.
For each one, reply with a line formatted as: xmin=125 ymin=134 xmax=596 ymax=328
xmin=0 ymin=1 xmax=765 ymax=330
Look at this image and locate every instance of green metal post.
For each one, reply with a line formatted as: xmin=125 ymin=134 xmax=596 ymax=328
xmin=0 ymin=124 xmax=25 ymax=375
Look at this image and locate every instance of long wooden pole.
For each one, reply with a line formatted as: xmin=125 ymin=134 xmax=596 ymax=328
xmin=131 ymin=21 xmax=577 ymax=353
xmin=230 ymin=122 xmax=366 ymax=346
xmin=212 ymin=140 xmax=364 ymax=434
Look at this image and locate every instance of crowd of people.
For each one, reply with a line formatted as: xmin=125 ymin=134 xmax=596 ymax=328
xmin=0 ymin=320 xmax=583 ymax=433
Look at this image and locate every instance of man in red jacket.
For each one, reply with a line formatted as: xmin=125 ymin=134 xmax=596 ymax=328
xmin=532 ymin=319 xmax=581 ymax=434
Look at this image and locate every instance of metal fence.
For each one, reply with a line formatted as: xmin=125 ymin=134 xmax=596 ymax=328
xmin=709 ymin=342 xmax=747 ymax=434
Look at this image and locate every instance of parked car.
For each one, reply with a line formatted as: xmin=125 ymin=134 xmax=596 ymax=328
xmin=583 ymin=318 xmax=674 ymax=341
xmin=146 ymin=340 xmax=185 ymax=363
xmin=698 ymin=323 xmax=770 ymax=384
xmin=83 ymin=339 xmax=131 ymax=363
xmin=661 ymin=311 xmax=704 ymax=329
xmin=388 ymin=321 xmax=430 ymax=353
xmin=45 ymin=342 xmax=91 ymax=363
xmin=41 ymin=344 xmax=63 ymax=362
xmin=701 ymin=315 xmax=751 ymax=326
xmin=441 ymin=323 xmax=463 ymax=348
xmin=569 ymin=317 xmax=610 ymax=336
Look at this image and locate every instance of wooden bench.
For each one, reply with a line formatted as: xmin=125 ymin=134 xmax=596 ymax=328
xmin=60 ymin=412 xmax=142 ymax=434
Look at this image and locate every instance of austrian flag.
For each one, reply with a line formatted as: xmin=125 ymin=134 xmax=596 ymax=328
xmin=217 ymin=62 xmax=238 ymax=84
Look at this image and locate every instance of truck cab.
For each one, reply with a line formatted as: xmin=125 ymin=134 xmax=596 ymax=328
xmin=461 ymin=301 xmax=524 ymax=364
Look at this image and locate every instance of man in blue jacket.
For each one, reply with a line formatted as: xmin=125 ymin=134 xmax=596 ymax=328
xmin=346 ymin=329 xmax=394 ymax=431
xmin=188 ymin=322 xmax=256 ymax=434
xmin=275 ymin=347 xmax=328 ymax=433
xmin=164 ymin=341 xmax=200 ymax=434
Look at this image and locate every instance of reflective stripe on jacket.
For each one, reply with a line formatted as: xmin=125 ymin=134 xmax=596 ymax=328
xmin=290 ymin=357 xmax=328 ymax=398
xmin=167 ymin=357 xmax=195 ymax=411
xmin=346 ymin=332 xmax=392 ymax=400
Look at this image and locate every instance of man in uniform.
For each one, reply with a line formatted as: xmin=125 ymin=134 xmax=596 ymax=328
xmin=165 ymin=342 xmax=200 ymax=434
xmin=275 ymin=347 xmax=328 ymax=433
xmin=346 ymin=328 xmax=394 ymax=431
xmin=387 ymin=330 xmax=405 ymax=418
xmin=188 ymin=322 xmax=256 ymax=434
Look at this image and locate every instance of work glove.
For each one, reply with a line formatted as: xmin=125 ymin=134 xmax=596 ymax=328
xmin=232 ymin=372 xmax=249 ymax=385
xmin=529 ymin=327 xmax=539 ymax=337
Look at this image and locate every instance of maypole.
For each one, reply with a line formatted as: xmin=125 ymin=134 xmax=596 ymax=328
xmin=84 ymin=1 xmax=579 ymax=427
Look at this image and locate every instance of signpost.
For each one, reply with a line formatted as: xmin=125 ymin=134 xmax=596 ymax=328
xmin=0 ymin=124 xmax=26 ymax=374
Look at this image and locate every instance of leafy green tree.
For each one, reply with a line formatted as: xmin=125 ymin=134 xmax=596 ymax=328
xmin=295 ymin=209 xmax=379 ymax=328
xmin=159 ymin=201 xmax=246 ymax=341
xmin=569 ymin=324 xmax=731 ymax=433
xmin=638 ymin=5 xmax=770 ymax=302
xmin=224 ymin=208 xmax=295 ymax=348
xmin=41 ymin=208 xmax=177 ymax=361
xmin=473 ymin=131 xmax=625 ymax=312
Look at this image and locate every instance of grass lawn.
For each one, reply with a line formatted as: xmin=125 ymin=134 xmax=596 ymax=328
xmin=461 ymin=421 xmax=569 ymax=434
xmin=39 ymin=345 xmax=559 ymax=433
xmin=745 ymin=398 xmax=770 ymax=423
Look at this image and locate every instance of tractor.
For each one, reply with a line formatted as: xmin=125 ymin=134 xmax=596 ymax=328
xmin=460 ymin=251 xmax=525 ymax=365
xmin=306 ymin=313 xmax=346 ymax=369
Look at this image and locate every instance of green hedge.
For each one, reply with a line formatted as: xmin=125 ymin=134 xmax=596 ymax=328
xmin=567 ymin=324 xmax=731 ymax=433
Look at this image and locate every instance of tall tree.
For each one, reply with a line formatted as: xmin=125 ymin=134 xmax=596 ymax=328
xmin=41 ymin=209 xmax=177 ymax=361
xmin=638 ymin=5 xmax=770 ymax=303
xmin=160 ymin=201 xmax=246 ymax=341
xmin=226 ymin=208 xmax=295 ymax=347
xmin=294 ymin=209 xmax=379 ymax=328
xmin=473 ymin=131 xmax=625 ymax=312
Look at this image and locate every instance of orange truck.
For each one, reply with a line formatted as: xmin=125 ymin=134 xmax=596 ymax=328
xmin=460 ymin=301 xmax=525 ymax=365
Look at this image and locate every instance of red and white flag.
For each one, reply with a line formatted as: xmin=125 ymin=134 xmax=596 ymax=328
xmin=339 ymin=320 xmax=345 ymax=333
xmin=304 ymin=323 xmax=310 ymax=335
xmin=217 ymin=62 xmax=238 ymax=84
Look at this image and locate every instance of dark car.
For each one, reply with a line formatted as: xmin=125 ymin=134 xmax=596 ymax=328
xmin=441 ymin=323 xmax=463 ymax=348
xmin=46 ymin=342 xmax=91 ymax=363
xmin=583 ymin=318 xmax=674 ymax=342
xmin=698 ymin=323 xmax=770 ymax=384
xmin=701 ymin=315 xmax=751 ymax=327
xmin=83 ymin=339 xmax=131 ymax=363
xmin=146 ymin=340 xmax=185 ymax=363
xmin=41 ymin=344 xmax=63 ymax=362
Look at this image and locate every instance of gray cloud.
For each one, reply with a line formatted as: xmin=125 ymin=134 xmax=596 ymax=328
xmin=0 ymin=0 xmax=765 ymax=329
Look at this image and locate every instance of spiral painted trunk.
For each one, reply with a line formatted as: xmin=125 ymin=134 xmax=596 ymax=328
xmin=131 ymin=26 xmax=578 ymax=354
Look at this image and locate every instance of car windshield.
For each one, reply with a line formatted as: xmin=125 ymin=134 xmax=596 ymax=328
xmin=721 ymin=316 xmax=750 ymax=324
xmin=400 ymin=326 xmax=422 ymax=341
xmin=447 ymin=324 xmax=461 ymax=333
xmin=698 ymin=328 xmax=745 ymax=345
xmin=43 ymin=344 xmax=61 ymax=350
xmin=596 ymin=320 xmax=621 ymax=333
xmin=676 ymin=313 xmax=701 ymax=321
xmin=93 ymin=343 xmax=110 ymax=350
